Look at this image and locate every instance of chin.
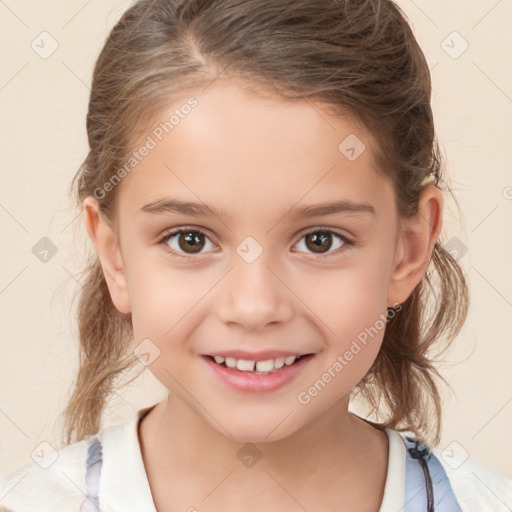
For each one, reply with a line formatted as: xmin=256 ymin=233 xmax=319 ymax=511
xmin=226 ymin=428 xmax=290 ymax=444
xmin=211 ymin=413 xmax=306 ymax=445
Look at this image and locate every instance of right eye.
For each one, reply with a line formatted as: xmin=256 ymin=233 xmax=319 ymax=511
xmin=158 ymin=228 xmax=216 ymax=259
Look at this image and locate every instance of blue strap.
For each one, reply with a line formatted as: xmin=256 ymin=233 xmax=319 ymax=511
xmin=80 ymin=436 xmax=103 ymax=512
xmin=404 ymin=436 xmax=462 ymax=512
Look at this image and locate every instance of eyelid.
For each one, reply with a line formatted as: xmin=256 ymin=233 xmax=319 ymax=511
xmin=298 ymin=225 xmax=352 ymax=240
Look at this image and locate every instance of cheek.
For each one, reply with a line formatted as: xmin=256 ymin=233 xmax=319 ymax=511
xmin=306 ymin=247 xmax=394 ymax=337
xmin=305 ymin=243 xmax=396 ymax=379
xmin=126 ymin=256 xmax=217 ymax=349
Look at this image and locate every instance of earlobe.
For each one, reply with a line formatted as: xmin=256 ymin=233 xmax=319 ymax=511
xmin=387 ymin=185 xmax=443 ymax=307
xmin=83 ymin=196 xmax=131 ymax=314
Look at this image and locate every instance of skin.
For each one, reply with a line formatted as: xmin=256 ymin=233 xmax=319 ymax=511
xmin=84 ymin=79 xmax=443 ymax=511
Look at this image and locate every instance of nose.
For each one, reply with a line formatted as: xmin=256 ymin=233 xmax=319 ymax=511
xmin=216 ymin=251 xmax=295 ymax=331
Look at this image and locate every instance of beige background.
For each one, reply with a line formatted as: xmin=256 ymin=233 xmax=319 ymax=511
xmin=1 ymin=0 xmax=511 ymax=482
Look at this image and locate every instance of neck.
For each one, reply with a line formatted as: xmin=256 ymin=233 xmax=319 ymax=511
xmin=138 ymin=393 xmax=389 ymax=510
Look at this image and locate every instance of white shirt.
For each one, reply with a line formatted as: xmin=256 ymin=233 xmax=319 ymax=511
xmin=1 ymin=406 xmax=511 ymax=511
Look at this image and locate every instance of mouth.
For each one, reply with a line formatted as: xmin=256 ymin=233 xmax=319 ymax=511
xmin=201 ymin=353 xmax=315 ymax=393
xmin=203 ymin=353 xmax=314 ymax=375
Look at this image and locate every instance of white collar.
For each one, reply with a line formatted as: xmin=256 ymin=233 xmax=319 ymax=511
xmin=98 ymin=408 xmax=406 ymax=511
xmin=380 ymin=427 xmax=407 ymax=511
xmin=99 ymin=406 xmax=158 ymax=512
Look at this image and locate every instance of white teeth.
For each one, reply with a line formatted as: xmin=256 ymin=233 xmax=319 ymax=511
xmin=255 ymin=359 xmax=274 ymax=372
xmin=225 ymin=357 xmax=237 ymax=368
xmin=274 ymin=357 xmax=285 ymax=369
xmin=284 ymin=355 xmax=297 ymax=366
xmin=212 ymin=354 xmax=304 ymax=373
xmin=236 ymin=359 xmax=255 ymax=371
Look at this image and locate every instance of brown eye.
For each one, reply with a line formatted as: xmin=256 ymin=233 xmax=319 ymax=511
xmin=176 ymin=230 xmax=205 ymax=253
xmin=160 ymin=228 xmax=214 ymax=257
xmin=305 ymin=231 xmax=335 ymax=253
xmin=295 ymin=229 xmax=351 ymax=258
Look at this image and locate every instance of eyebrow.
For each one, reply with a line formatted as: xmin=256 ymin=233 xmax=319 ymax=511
xmin=140 ymin=198 xmax=376 ymax=219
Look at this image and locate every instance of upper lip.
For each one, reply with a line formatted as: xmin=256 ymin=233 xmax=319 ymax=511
xmin=204 ymin=350 xmax=312 ymax=362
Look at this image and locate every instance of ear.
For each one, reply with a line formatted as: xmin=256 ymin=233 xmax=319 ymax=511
xmin=83 ymin=196 xmax=131 ymax=314
xmin=387 ymin=184 xmax=443 ymax=307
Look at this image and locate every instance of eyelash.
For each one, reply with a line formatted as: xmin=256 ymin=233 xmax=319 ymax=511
xmin=157 ymin=227 xmax=354 ymax=260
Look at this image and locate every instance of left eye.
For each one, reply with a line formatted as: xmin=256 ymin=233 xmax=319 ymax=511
xmin=158 ymin=228 xmax=352 ymax=259
xmin=159 ymin=228 xmax=216 ymax=258
xmin=294 ymin=229 xmax=351 ymax=258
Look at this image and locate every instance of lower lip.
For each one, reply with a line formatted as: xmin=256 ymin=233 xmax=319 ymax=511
xmin=202 ymin=354 xmax=314 ymax=393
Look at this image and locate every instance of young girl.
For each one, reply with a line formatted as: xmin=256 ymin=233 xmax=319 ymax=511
xmin=1 ymin=0 xmax=511 ymax=510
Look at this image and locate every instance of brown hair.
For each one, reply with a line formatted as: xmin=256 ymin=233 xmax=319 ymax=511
xmin=63 ymin=0 xmax=469 ymax=446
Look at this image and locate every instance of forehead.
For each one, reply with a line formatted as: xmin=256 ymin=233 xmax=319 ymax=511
xmin=117 ymin=79 xmax=394 ymax=223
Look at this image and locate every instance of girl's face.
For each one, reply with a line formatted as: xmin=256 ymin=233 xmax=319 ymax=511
xmin=87 ymin=79 xmax=440 ymax=442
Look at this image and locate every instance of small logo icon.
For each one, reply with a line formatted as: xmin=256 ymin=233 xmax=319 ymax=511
xmin=134 ymin=338 xmax=161 ymax=366
xmin=444 ymin=236 xmax=468 ymax=261
xmin=31 ymin=441 xmax=59 ymax=469
xmin=338 ymin=134 xmax=366 ymax=162
xmin=441 ymin=441 xmax=469 ymax=470
xmin=32 ymin=237 xmax=58 ymax=262
xmin=31 ymin=31 xmax=59 ymax=59
xmin=237 ymin=443 xmax=263 ymax=468
xmin=441 ymin=31 xmax=469 ymax=59
xmin=236 ymin=236 xmax=263 ymax=264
